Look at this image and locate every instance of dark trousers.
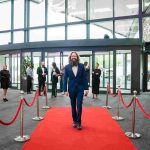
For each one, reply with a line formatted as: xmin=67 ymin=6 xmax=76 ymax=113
xmin=52 ymin=81 xmax=57 ymax=97
xmin=69 ymin=91 xmax=84 ymax=125
xmin=38 ymin=79 xmax=45 ymax=95
xmin=27 ymin=75 xmax=32 ymax=93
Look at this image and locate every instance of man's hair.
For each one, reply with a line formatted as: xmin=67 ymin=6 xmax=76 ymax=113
xmin=52 ymin=62 xmax=56 ymax=68
xmin=69 ymin=51 xmax=80 ymax=62
xmin=84 ymin=61 xmax=88 ymax=66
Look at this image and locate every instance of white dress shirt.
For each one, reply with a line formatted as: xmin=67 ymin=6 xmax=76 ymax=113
xmin=72 ymin=66 xmax=78 ymax=77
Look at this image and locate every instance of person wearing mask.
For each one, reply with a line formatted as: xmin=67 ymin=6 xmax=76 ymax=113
xmin=51 ymin=62 xmax=60 ymax=98
xmin=64 ymin=51 xmax=89 ymax=130
xmin=37 ymin=61 xmax=48 ymax=96
xmin=0 ymin=64 xmax=10 ymax=102
xmin=26 ymin=63 xmax=33 ymax=94
xmin=92 ymin=63 xmax=101 ymax=99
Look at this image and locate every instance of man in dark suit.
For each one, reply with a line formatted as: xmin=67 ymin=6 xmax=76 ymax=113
xmin=64 ymin=51 xmax=89 ymax=130
xmin=37 ymin=61 xmax=48 ymax=95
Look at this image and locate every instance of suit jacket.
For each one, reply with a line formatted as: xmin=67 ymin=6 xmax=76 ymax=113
xmin=37 ymin=66 xmax=48 ymax=81
xmin=51 ymin=67 xmax=60 ymax=83
xmin=64 ymin=63 xmax=88 ymax=93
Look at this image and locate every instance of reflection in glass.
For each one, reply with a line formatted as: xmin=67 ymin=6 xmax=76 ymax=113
xmin=47 ymin=26 xmax=65 ymax=41
xmin=68 ymin=0 xmax=86 ymax=22
xmin=115 ymin=19 xmax=139 ymax=38
xmin=0 ymin=1 xmax=11 ymax=30
xmin=32 ymin=52 xmax=41 ymax=90
xmin=13 ymin=31 xmax=24 ymax=43
xmin=142 ymin=0 xmax=150 ymax=14
xmin=115 ymin=0 xmax=139 ymax=17
xmin=95 ymin=51 xmax=113 ymax=90
xmin=30 ymin=0 xmax=45 ymax=27
xmin=147 ymin=55 xmax=150 ymax=90
xmin=90 ymin=21 xmax=113 ymax=39
xmin=67 ymin=24 xmax=86 ymax=39
xmin=116 ymin=50 xmax=131 ymax=92
xmin=90 ymin=0 xmax=112 ymax=19
xmin=29 ymin=28 xmax=45 ymax=42
xmin=0 ymin=32 xmax=10 ymax=45
xmin=14 ymin=0 xmax=24 ymax=29
xmin=143 ymin=17 xmax=150 ymax=42
xmin=48 ymin=0 xmax=65 ymax=24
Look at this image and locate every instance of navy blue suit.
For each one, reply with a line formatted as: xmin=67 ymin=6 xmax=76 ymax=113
xmin=64 ymin=63 xmax=88 ymax=125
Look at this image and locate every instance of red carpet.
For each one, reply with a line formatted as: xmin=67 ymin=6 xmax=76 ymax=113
xmin=22 ymin=107 xmax=137 ymax=150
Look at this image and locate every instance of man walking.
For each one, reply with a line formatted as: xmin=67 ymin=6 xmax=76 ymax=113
xmin=64 ymin=51 xmax=89 ymax=130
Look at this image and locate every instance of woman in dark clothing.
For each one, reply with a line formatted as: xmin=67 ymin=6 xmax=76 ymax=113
xmin=0 ymin=64 xmax=10 ymax=102
xmin=51 ymin=62 xmax=60 ymax=98
xmin=92 ymin=63 xmax=101 ymax=99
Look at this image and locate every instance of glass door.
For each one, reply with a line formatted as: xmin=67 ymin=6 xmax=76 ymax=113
xmin=147 ymin=54 xmax=150 ymax=90
xmin=116 ymin=50 xmax=131 ymax=93
xmin=95 ymin=51 xmax=113 ymax=92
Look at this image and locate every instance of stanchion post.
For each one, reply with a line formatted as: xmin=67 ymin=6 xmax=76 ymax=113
xmin=102 ymin=84 xmax=111 ymax=109
xmin=32 ymin=86 xmax=44 ymax=121
xmin=14 ymin=91 xmax=30 ymax=142
xmin=42 ymin=82 xmax=50 ymax=109
xmin=112 ymin=86 xmax=124 ymax=121
xmin=125 ymin=90 xmax=141 ymax=139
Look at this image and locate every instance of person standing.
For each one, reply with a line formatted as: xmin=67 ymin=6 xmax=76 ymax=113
xmin=51 ymin=62 xmax=60 ymax=98
xmin=37 ymin=61 xmax=48 ymax=96
xmin=92 ymin=63 xmax=101 ymax=99
xmin=64 ymin=51 xmax=89 ymax=130
xmin=0 ymin=64 xmax=10 ymax=102
xmin=26 ymin=63 xmax=33 ymax=94
xmin=60 ymin=65 xmax=64 ymax=94
xmin=84 ymin=61 xmax=90 ymax=86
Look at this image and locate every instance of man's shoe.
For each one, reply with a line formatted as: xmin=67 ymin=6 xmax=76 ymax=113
xmin=3 ymin=98 xmax=8 ymax=102
xmin=77 ymin=124 xmax=82 ymax=130
xmin=72 ymin=122 xmax=77 ymax=128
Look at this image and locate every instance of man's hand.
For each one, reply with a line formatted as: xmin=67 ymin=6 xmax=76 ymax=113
xmin=65 ymin=92 xmax=69 ymax=96
xmin=84 ymin=90 xmax=89 ymax=96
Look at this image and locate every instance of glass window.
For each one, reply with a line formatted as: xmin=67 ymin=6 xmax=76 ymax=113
xmin=115 ymin=0 xmax=139 ymax=17
xmin=13 ymin=31 xmax=24 ymax=43
xmin=90 ymin=21 xmax=113 ymax=39
xmin=32 ymin=52 xmax=41 ymax=90
xmin=142 ymin=0 xmax=150 ymax=14
xmin=0 ymin=1 xmax=11 ymax=30
xmin=30 ymin=0 xmax=45 ymax=27
xmin=90 ymin=0 xmax=112 ymax=20
xmin=0 ymin=32 xmax=10 ymax=45
xmin=68 ymin=0 xmax=86 ymax=22
xmin=116 ymin=50 xmax=131 ymax=93
xmin=29 ymin=28 xmax=45 ymax=42
xmin=67 ymin=24 xmax=86 ymax=39
xmin=47 ymin=26 xmax=65 ymax=41
xmin=143 ymin=17 xmax=150 ymax=42
xmin=48 ymin=0 xmax=65 ymax=25
xmin=115 ymin=19 xmax=139 ymax=38
xmin=14 ymin=0 xmax=24 ymax=29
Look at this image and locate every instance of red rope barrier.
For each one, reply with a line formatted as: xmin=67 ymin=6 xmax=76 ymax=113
xmin=119 ymin=91 xmax=134 ymax=108
xmin=23 ymin=90 xmax=38 ymax=107
xmin=136 ymin=98 xmax=150 ymax=119
xmin=0 ymin=99 xmax=23 ymax=125
xmin=107 ymin=84 xmax=118 ymax=97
